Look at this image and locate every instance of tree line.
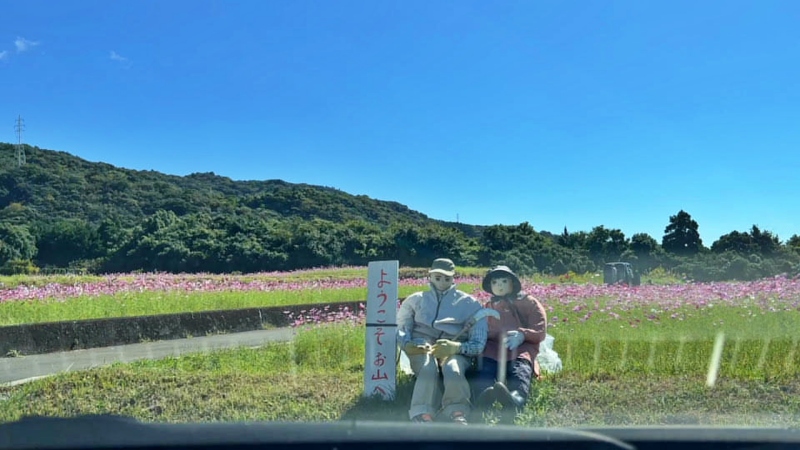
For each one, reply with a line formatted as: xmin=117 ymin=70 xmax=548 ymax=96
xmin=1 ymin=207 xmax=798 ymax=281
xmin=0 ymin=144 xmax=798 ymax=280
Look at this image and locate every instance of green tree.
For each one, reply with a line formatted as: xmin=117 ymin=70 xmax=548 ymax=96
xmin=0 ymin=203 xmax=35 ymax=225
xmin=583 ymin=226 xmax=629 ymax=263
xmin=558 ymin=227 xmax=588 ymax=250
xmin=749 ymin=225 xmax=780 ymax=256
xmin=629 ymin=232 xmax=661 ymax=272
xmin=788 ymin=234 xmax=800 ymax=253
xmin=630 ymin=233 xmax=658 ymax=256
xmin=711 ymin=225 xmax=780 ymax=256
xmin=96 ymin=216 xmax=131 ymax=255
xmin=711 ymin=230 xmax=754 ymax=254
xmin=0 ymin=223 xmax=37 ymax=264
xmin=34 ymin=219 xmax=102 ymax=267
xmin=662 ymin=210 xmax=703 ymax=255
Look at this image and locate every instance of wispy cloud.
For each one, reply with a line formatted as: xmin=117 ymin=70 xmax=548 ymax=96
xmin=110 ymin=50 xmax=132 ymax=68
xmin=0 ymin=50 xmax=7 ymax=61
xmin=15 ymin=37 xmax=39 ymax=53
xmin=109 ymin=51 xmax=127 ymax=62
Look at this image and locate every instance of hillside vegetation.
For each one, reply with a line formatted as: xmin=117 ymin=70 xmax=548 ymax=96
xmin=0 ymin=143 xmax=798 ymax=280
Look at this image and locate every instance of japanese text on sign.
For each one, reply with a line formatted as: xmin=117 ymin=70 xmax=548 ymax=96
xmin=364 ymin=261 xmax=399 ymax=400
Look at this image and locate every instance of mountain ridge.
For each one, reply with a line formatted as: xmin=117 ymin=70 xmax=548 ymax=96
xmin=0 ymin=142 xmax=483 ymax=237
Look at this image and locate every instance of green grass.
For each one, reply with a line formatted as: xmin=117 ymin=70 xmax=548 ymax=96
xmin=0 ymin=284 xmax=479 ymax=326
xmin=0 ymin=263 xmax=685 ymax=327
xmin=0 ymin=322 xmax=368 ymax=423
xmin=0 ymin=266 xmax=492 ymax=289
xmin=554 ymin=301 xmax=800 ymax=341
xmin=0 ymin=273 xmax=105 ymax=289
xmin=2 ymin=312 xmax=799 ymax=426
xmin=551 ymin=301 xmax=800 ymax=381
xmin=0 ymin=265 xmax=684 ymax=290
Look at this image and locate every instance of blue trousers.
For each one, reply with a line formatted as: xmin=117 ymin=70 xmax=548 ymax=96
xmin=469 ymin=357 xmax=533 ymax=402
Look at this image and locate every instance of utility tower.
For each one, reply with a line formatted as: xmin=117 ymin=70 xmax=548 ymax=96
xmin=14 ymin=115 xmax=26 ymax=166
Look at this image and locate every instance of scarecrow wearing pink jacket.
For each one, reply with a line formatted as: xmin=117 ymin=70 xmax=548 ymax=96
xmin=471 ymin=265 xmax=548 ymax=410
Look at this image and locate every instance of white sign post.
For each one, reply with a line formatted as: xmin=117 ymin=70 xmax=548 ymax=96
xmin=363 ymin=260 xmax=399 ymax=400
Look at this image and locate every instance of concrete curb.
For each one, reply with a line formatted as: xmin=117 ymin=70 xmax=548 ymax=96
xmin=0 ymin=301 xmax=363 ymax=357
xmin=1 ymin=375 xmax=51 ymax=387
xmin=0 ymin=327 xmax=298 ymax=386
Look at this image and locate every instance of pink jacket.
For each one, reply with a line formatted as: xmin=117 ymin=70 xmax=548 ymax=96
xmin=482 ymin=293 xmax=548 ymax=379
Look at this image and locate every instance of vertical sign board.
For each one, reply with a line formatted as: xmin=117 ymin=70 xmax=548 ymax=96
xmin=364 ymin=260 xmax=399 ymax=400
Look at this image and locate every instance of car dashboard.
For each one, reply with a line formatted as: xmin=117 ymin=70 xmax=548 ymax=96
xmin=1 ymin=415 xmax=799 ymax=450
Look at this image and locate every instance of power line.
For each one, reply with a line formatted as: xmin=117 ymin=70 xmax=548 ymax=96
xmin=14 ymin=115 xmax=26 ymax=166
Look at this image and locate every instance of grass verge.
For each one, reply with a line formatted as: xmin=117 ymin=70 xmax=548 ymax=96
xmin=0 ymin=264 xmax=686 ymax=326
xmin=0 ymin=267 xmax=492 ymax=289
xmin=0 ymin=284 xmax=476 ymax=327
xmin=2 ymin=318 xmax=799 ymax=426
xmin=0 ymin=266 xmax=684 ymax=290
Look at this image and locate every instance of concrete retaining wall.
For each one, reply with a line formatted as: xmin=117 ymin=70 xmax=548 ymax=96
xmin=0 ymin=301 xmax=363 ymax=357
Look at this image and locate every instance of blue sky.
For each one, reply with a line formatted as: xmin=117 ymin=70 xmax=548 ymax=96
xmin=2 ymin=1 xmax=799 ymax=244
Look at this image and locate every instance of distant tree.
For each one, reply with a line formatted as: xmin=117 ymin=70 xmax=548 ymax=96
xmin=628 ymin=232 xmax=662 ymax=272
xmin=0 ymin=203 xmax=34 ymax=226
xmin=34 ymin=219 xmax=102 ymax=267
xmin=630 ymin=233 xmax=659 ymax=256
xmin=748 ymin=225 xmax=780 ymax=256
xmin=662 ymin=210 xmax=703 ymax=255
xmin=788 ymin=234 xmax=800 ymax=252
xmin=712 ymin=225 xmax=780 ymax=256
xmin=0 ymin=223 xmax=37 ymax=264
xmin=96 ymin=217 xmax=131 ymax=255
xmin=711 ymin=230 xmax=754 ymax=254
xmin=558 ymin=227 xmax=588 ymax=250
xmin=478 ymin=223 xmax=539 ymax=274
xmin=583 ymin=225 xmax=628 ymax=263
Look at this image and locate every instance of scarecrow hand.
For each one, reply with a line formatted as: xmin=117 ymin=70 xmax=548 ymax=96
xmin=403 ymin=339 xmax=431 ymax=356
xmin=506 ymin=330 xmax=524 ymax=350
xmin=432 ymin=339 xmax=461 ymax=358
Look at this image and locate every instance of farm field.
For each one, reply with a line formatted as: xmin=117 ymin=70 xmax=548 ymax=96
xmin=2 ymin=268 xmax=799 ymax=426
xmin=0 ymin=268 xmax=680 ymax=326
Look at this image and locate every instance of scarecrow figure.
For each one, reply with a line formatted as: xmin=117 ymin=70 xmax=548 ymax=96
xmin=396 ymin=258 xmax=489 ymax=425
xmin=472 ymin=266 xmax=548 ymax=411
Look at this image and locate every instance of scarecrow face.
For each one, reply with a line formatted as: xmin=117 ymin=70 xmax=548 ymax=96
xmin=429 ymin=273 xmax=454 ymax=291
xmin=490 ymin=276 xmax=514 ymax=296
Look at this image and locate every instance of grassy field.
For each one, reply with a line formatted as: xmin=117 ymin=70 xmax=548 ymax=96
xmin=2 ymin=267 xmax=795 ymax=426
xmin=2 ymin=304 xmax=799 ymax=426
xmin=0 ymin=266 xmax=683 ymax=290
xmin=0 ymin=267 xmax=684 ymax=326
xmin=0 ymin=266 xmax=496 ymax=289
xmin=0 ymin=286 xmax=451 ymax=327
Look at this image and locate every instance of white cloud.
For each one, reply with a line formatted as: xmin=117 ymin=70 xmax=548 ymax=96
xmin=0 ymin=50 xmax=7 ymax=60
xmin=15 ymin=37 xmax=39 ymax=52
xmin=110 ymin=50 xmax=132 ymax=68
xmin=110 ymin=51 xmax=127 ymax=61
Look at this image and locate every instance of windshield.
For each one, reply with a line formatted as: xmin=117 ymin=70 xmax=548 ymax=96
xmin=1 ymin=0 xmax=800 ymax=431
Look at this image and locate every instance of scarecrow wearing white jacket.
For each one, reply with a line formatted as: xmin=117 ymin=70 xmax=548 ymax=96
xmin=396 ymin=258 xmax=488 ymax=425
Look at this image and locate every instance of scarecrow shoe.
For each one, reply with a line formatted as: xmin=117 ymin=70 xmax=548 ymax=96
xmin=509 ymin=390 xmax=526 ymax=408
xmin=475 ymin=386 xmax=497 ymax=408
xmin=492 ymin=381 xmax=523 ymax=409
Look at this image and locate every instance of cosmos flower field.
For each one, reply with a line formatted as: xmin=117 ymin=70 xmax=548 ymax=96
xmin=1 ymin=266 xmax=799 ymax=431
xmin=2 ymin=269 xmax=799 ymax=379
xmin=2 ymin=270 xmax=799 ymax=328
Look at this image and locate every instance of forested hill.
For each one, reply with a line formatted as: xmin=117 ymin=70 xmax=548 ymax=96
xmin=0 ymin=143 xmax=480 ymax=235
xmin=0 ymin=143 xmax=798 ymax=281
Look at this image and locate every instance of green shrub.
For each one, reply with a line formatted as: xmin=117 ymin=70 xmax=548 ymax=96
xmin=0 ymin=260 xmax=40 ymax=275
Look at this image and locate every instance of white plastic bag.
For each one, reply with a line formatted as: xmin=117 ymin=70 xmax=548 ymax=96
xmin=536 ymin=333 xmax=563 ymax=374
xmin=399 ymin=350 xmax=414 ymax=375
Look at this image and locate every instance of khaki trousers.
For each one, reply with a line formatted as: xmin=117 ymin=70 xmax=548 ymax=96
xmin=407 ymin=353 xmax=472 ymax=419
